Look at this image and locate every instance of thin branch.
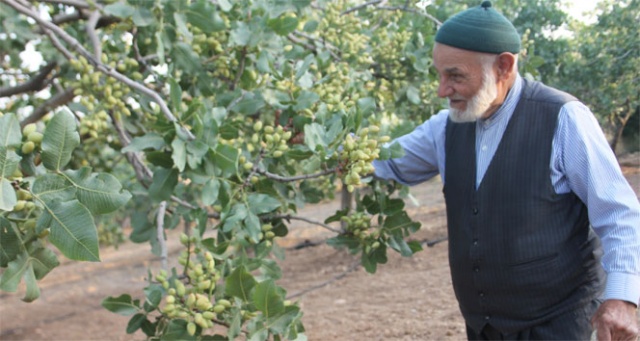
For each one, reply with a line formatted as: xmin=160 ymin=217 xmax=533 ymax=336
xmin=287 ymin=32 xmax=341 ymax=61
xmin=286 ymin=260 xmax=360 ymax=299
xmin=226 ymin=90 xmax=248 ymax=111
xmin=4 ymin=0 xmax=195 ymax=141
xmin=0 ymin=62 xmax=57 ymax=97
xmin=376 ymin=6 xmax=442 ymax=25
xmin=86 ymin=10 xmax=102 ymax=59
xmin=36 ymin=0 xmax=91 ymax=9
xmin=341 ymin=0 xmax=383 ymax=15
xmin=157 ymin=201 xmax=168 ymax=270
xmin=20 ymin=88 xmax=75 ymax=127
xmin=230 ymin=47 xmax=247 ymax=91
xmin=256 ymin=167 xmax=337 ymax=182
xmin=268 ymin=214 xmax=341 ymax=234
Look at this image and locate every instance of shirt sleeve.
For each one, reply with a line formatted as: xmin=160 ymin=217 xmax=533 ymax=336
xmin=554 ymin=101 xmax=640 ymax=305
xmin=372 ymin=110 xmax=448 ymax=186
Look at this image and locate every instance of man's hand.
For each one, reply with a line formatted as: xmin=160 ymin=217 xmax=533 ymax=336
xmin=591 ymin=299 xmax=639 ymax=341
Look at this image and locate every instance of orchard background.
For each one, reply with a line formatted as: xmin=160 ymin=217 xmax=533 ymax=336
xmin=0 ymin=0 xmax=638 ymax=340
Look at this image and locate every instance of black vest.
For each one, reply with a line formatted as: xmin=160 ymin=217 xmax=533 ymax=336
xmin=444 ymin=80 xmax=604 ymax=333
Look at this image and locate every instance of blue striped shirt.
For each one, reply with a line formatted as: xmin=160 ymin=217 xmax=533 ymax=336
xmin=373 ymin=75 xmax=640 ymax=305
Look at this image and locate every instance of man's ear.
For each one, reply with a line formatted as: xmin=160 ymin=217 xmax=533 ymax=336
xmin=496 ymin=52 xmax=517 ymax=80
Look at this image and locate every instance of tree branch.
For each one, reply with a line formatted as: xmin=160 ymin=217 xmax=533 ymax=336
xmin=4 ymin=0 xmax=195 ymax=141
xmin=268 ymin=214 xmax=341 ymax=234
xmin=86 ymin=10 xmax=102 ymax=59
xmin=341 ymin=0 xmax=384 ymax=15
xmin=156 ymin=201 xmax=168 ymax=270
xmin=0 ymin=62 xmax=57 ymax=97
xmin=257 ymin=167 xmax=337 ymax=182
xmin=376 ymin=6 xmax=442 ymax=26
xmin=20 ymin=88 xmax=75 ymax=127
xmin=36 ymin=0 xmax=91 ymax=9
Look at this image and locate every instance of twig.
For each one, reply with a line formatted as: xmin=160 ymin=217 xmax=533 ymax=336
xmin=230 ymin=47 xmax=247 ymax=91
xmin=341 ymin=0 xmax=383 ymax=15
xmin=4 ymin=0 xmax=195 ymax=141
xmin=0 ymin=62 xmax=57 ymax=97
xmin=286 ymin=260 xmax=360 ymax=299
xmin=86 ymin=10 xmax=101 ymax=59
xmin=268 ymin=214 xmax=341 ymax=234
xmin=36 ymin=0 xmax=91 ymax=9
xmin=20 ymin=88 xmax=75 ymax=127
xmin=376 ymin=6 xmax=442 ymax=26
xmin=157 ymin=201 xmax=168 ymax=270
xmin=256 ymin=167 xmax=337 ymax=182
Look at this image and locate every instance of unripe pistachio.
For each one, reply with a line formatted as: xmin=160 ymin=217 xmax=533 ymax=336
xmin=21 ymin=141 xmax=35 ymax=154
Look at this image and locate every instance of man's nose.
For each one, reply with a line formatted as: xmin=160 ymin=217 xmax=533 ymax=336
xmin=437 ymin=82 xmax=453 ymax=98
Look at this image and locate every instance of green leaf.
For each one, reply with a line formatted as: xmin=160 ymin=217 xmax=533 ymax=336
xmin=246 ymin=193 xmax=281 ymax=215
xmin=121 ymin=133 xmax=166 ymax=152
xmin=267 ymin=16 xmax=298 ymax=36
xmin=361 ymin=244 xmax=387 ymax=273
xmin=187 ymin=2 xmax=226 ymax=33
xmin=102 ymin=294 xmax=140 ymax=316
xmin=244 ymin=212 xmax=262 ymax=243
xmin=64 ymin=168 xmax=132 ymax=214
xmin=293 ymin=90 xmax=320 ymax=111
xmin=230 ymin=92 xmax=265 ymax=116
xmin=230 ymin=22 xmax=251 ymax=46
xmin=103 ymin=2 xmax=135 ymax=18
xmin=144 ymin=284 xmax=163 ymax=308
xmin=0 ymin=146 xmax=21 ymax=179
xmin=148 ymin=168 xmax=179 ymax=202
xmin=0 ymin=178 xmax=17 ymax=211
xmin=214 ymin=144 xmax=239 ymax=178
xmin=378 ymin=141 xmax=404 ymax=160
xmin=126 ymin=313 xmax=147 ymax=334
xmin=171 ymin=138 xmax=187 ymax=172
xmin=201 ymin=178 xmax=220 ymax=206
xmin=406 ymin=86 xmax=421 ymax=105
xmin=169 ymin=78 xmax=182 ymax=114
xmin=253 ymin=279 xmax=284 ymax=318
xmin=163 ymin=319 xmax=196 ymax=341
xmin=0 ymin=113 xmax=22 ymax=147
xmin=387 ymin=232 xmax=413 ymax=257
xmin=42 ymin=200 xmax=100 ymax=262
xmin=267 ymin=305 xmax=301 ymax=335
xmin=225 ymin=266 xmax=257 ymax=301
xmin=303 ymin=123 xmax=327 ymax=152
xmin=32 ymin=173 xmax=76 ymax=204
xmin=0 ymin=248 xmax=58 ymax=302
xmin=0 ymin=217 xmax=20 ymax=267
xmin=41 ymin=109 xmax=80 ymax=171
xmin=132 ymin=6 xmax=155 ymax=27
xmin=172 ymin=42 xmax=201 ymax=73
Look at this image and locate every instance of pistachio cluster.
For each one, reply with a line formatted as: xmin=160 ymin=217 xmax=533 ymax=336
xmin=338 ymin=126 xmax=390 ymax=192
xmin=158 ymin=234 xmax=229 ymax=336
xmin=341 ymin=211 xmax=381 ymax=250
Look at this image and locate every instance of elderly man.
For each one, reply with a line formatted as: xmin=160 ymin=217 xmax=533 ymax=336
xmin=373 ymin=1 xmax=640 ymax=340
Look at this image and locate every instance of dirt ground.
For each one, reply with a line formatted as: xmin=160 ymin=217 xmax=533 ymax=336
xmin=1 ymin=153 xmax=638 ymax=341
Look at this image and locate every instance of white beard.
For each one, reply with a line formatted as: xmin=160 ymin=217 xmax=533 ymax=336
xmin=448 ymin=68 xmax=498 ymax=123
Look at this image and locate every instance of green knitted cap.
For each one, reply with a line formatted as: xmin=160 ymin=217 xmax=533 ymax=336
xmin=435 ymin=1 xmax=521 ymax=54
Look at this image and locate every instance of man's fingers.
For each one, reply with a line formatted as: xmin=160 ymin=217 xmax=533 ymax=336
xmin=596 ymin=324 xmax=612 ymax=341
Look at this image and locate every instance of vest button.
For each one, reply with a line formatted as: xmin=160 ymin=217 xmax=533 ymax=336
xmin=479 ymin=291 xmax=485 ymax=297
xmin=472 ymin=208 xmax=478 ymax=215
xmin=473 ymin=239 xmax=478 ymax=246
xmin=485 ymin=315 xmax=491 ymax=321
xmin=473 ymin=266 xmax=480 ymax=272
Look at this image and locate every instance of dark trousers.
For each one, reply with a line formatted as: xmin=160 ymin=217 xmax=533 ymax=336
xmin=466 ymin=299 xmax=600 ymax=340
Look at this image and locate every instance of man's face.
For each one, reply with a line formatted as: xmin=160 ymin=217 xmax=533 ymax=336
xmin=433 ymin=43 xmax=499 ymax=122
